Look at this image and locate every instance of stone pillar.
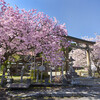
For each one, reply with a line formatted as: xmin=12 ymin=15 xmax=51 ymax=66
xmin=36 ymin=70 xmax=39 ymax=83
xmin=41 ymin=71 xmax=43 ymax=82
xmin=33 ymin=56 xmax=36 ymax=80
xmin=7 ymin=62 xmax=10 ymax=83
xmin=50 ymin=68 xmax=52 ymax=83
xmin=61 ymin=65 xmax=64 ymax=76
xmin=86 ymin=45 xmax=92 ymax=77
xmin=21 ymin=66 xmax=24 ymax=83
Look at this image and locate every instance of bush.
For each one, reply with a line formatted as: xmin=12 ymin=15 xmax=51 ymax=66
xmin=30 ymin=70 xmax=49 ymax=80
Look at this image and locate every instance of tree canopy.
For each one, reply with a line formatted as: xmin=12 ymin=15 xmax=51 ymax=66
xmin=0 ymin=0 xmax=69 ymax=66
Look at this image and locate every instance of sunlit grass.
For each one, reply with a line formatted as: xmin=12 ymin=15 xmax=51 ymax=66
xmin=12 ymin=76 xmax=28 ymax=80
xmin=75 ymin=69 xmax=100 ymax=77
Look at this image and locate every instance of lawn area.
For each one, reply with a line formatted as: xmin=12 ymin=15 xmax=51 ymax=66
xmin=75 ymin=69 xmax=88 ymax=77
xmin=75 ymin=69 xmax=100 ymax=77
xmin=0 ymin=68 xmax=100 ymax=86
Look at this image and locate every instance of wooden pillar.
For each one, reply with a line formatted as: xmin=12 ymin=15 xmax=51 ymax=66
xmin=86 ymin=45 xmax=92 ymax=77
xmin=65 ymin=48 xmax=69 ymax=73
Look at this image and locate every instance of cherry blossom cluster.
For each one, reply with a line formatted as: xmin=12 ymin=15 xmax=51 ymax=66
xmin=69 ymin=49 xmax=87 ymax=67
xmin=82 ymin=34 xmax=100 ymax=74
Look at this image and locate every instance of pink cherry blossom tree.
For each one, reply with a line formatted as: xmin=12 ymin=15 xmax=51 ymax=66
xmin=0 ymin=0 xmax=69 ymax=68
xmin=0 ymin=0 xmax=70 ymax=84
xmin=91 ymin=35 xmax=100 ymax=75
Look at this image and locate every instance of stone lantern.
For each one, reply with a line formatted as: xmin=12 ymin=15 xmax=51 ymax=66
xmin=39 ymin=65 xmax=45 ymax=82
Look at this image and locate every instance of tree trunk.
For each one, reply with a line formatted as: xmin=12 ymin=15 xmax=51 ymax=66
xmin=97 ymin=67 xmax=100 ymax=75
xmin=93 ymin=60 xmax=100 ymax=76
xmin=61 ymin=66 xmax=64 ymax=76
xmin=36 ymin=70 xmax=39 ymax=83
xmin=1 ymin=68 xmax=6 ymax=86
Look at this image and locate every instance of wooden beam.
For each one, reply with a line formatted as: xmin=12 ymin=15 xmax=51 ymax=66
xmin=70 ymin=44 xmax=87 ymax=50
xmin=70 ymin=44 xmax=93 ymax=50
xmin=66 ymin=35 xmax=95 ymax=45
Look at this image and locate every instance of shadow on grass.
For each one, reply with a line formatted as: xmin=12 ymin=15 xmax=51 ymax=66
xmin=5 ymin=85 xmax=100 ymax=100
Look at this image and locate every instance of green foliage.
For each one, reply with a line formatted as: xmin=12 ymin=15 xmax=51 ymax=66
xmin=36 ymin=53 xmax=42 ymax=57
xmin=12 ymin=54 xmax=20 ymax=62
xmin=95 ymin=73 xmax=100 ymax=78
xmin=58 ymin=67 xmax=61 ymax=71
xmin=0 ymin=65 xmax=5 ymax=71
xmin=69 ymin=43 xmax=76 ymax=52
xmin=68 ymin=47 xmax=72 ymax=52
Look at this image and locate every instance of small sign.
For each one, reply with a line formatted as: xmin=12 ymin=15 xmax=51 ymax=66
xmin=39 ymin=65 xmax=45 ymax=71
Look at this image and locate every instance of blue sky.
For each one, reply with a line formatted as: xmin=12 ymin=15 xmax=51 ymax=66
xmin=5 ymin=0 xmax=100 ymax=38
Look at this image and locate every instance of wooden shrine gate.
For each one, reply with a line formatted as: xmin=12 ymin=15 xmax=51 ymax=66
xmin=65 ymin=35 xmax=95 ymax=77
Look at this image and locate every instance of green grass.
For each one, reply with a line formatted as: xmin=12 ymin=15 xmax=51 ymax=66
xmin=75 ymin=69 xmax=88 ymax=77
xmin=94 ymin=73 xmax=100 ymax=78
xmin=12 ymin=76 xmax=28 ymax=81
xmin=0 ymin=70 xmax=49 ymax=84
xmin=5 ymin=75 xmax=47 ymax=83
xmin=75 ymin=69 xmax=100 ymax=77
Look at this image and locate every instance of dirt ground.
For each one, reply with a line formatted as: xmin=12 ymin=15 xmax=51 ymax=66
xmin=0 ymin=88 xmax=8 ymax=100
xmin=0 ymin=87 xmax=100 ymax=100
xmin=0 ymin=77 xmax=100 ymax=100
